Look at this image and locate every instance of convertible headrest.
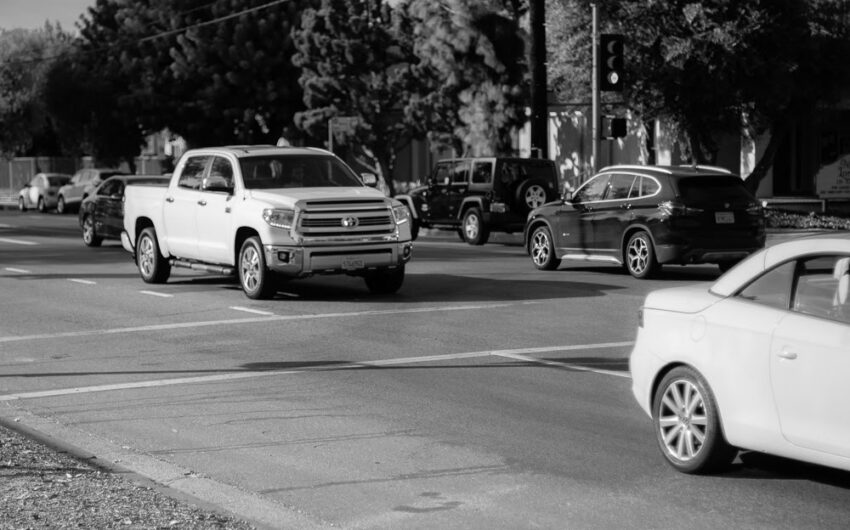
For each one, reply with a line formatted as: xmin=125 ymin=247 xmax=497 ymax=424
xmin=834 ymin=257 xmax=850 ymax=305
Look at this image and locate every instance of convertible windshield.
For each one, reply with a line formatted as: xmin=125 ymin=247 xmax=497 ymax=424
xmin=239 ymin=155 xmax=364 ymax=189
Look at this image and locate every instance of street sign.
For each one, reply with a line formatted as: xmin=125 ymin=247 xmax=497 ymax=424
xmin=328 ymin=116 xmax=359 ymax=151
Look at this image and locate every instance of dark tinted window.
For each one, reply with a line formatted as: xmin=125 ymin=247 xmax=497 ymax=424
xmin=608 ymin=174 xmax=636 ymax=200
xmin=574 ymin=175 xmax=610 ymax=202
xmin=179 ymin=156 xmax=209 ymax=190
xmin=471 ymin=161 xmax=493 ymax=184
xmin=450 ymin=161 xmax=470 ymax=184
xmin=98 ymin=179 xmax=122 ymax=196
xmin=498 ymin=160 xmax=555 ymax=186
xmin=47 ymin=176 xmax=70 ymax=186
xmin=677 ymin=176 xmax=752 ymax=204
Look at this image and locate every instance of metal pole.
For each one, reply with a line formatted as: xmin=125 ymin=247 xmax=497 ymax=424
xmin=591 ymin=3 xmax=599 ymax=174
xmin=328 ymin=119 xmax=333 ymax=153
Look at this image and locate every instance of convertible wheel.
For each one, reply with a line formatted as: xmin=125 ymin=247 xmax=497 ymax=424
xmin=57 ymin=196 xmax=67 ymax=214
xmin=137 ymin=227 xmax=171 ymax=283
xmin=18 ymin=197 xmax=26 ymax=211
xmin=653 ymin=366 xmax=736 ymax=474
xmin=82 ymin=215 xmax=102 ymax=247
xmin=530 ymin=225 xmax=560 ymax=270
xmin=37 ymin=197 xmax=46 ymax=213
xmin=625 ymin=231 xmax=659 ymax=279
xmin=239 ymin=236 xmax=277 ymax=300
xmin=462 ymin=207 xmax=490 ymax=245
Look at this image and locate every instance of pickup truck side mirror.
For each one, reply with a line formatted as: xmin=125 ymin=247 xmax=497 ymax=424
xmin=361 ymin=173 xmax=378 ymax=187
xmin=202 ymin=175 xmax=233 ymax=194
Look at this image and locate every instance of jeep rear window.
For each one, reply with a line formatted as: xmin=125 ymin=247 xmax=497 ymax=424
xmin=240 ymin=155 xmax=363 ymax=189
xmin=676 ymin=176 xmax=753 ymax=204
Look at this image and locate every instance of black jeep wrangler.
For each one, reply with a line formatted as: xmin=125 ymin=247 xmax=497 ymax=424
xmin=397 ymin=157 xmax=560 ymax=245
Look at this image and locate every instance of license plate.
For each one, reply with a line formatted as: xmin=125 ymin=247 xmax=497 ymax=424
xmin=342 ymin=257 xmax=365 ymax=270
xmin=715 ymin=212 xmax=734 ymax=224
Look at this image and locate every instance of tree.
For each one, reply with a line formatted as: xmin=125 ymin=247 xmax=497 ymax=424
xmin=292 ymin=0 xmax=419 ymax=195
xmin=0 ymin=24 xmax=72 ymax=157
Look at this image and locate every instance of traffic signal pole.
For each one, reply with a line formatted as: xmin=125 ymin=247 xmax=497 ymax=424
xmin=591 ymin=3 xmax=599 ymax=173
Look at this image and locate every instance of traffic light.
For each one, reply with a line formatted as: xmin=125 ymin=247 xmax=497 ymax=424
xmin=599 ymin=34 xmax=624 ymax=92
xmin=602 ymin=116 xmax=628 ymax=139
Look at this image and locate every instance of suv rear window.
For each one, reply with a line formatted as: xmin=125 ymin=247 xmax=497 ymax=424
xmin=677 ymin=176 xmax=752 ymax=204
xmin=498 ymin=160 xmax=554 ymax=186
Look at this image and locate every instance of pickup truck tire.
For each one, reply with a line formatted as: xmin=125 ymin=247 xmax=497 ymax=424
xmin=239 ymin=236 xmax=277 ymax=300
xmin=137 ymin=227 xmax=171 ymax=283
xmin=364 ymin=265 xmax=405 ymax=294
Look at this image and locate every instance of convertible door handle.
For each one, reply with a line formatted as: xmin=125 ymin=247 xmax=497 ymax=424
xmin=777 ymin=350 xmax=798 ymax=360
xmin=197 ymin=200 xmax=207 ymax=206
xmin=621 ymin=203 xmax=632 ymax=210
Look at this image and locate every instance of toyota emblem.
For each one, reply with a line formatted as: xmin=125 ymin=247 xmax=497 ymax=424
xmin=341 ymin=216 xmax=359 ymax=228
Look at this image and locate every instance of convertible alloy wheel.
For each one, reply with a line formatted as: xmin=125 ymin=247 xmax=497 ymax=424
xmin=653 ymin=367 xmax=736 ymax=474
xmin=524 ymin=184 xmax=547 ymax=209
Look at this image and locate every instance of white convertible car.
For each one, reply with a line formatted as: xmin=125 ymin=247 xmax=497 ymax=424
xmin=630 ymin=232 xmax=850 ymax=474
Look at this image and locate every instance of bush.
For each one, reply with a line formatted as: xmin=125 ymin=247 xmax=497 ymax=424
xmin=766 ymin=209 xmax=850 ymax=230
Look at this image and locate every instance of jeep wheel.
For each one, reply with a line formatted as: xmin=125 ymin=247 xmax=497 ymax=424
xmin=462 ymin=207 xmax=490 ymax=245
xmin=515 ymin=178 xmax=551 ymax=214
xmin=625 ymin=231 xmax=659 ymax=279
xmin=364 ymin=266 xmax=405 ymax=294
xmin=239 ymin=236 xmax=277 ymax=300
xmin=137 ymin=227 xmax=171 ymax=283
xmin=530 ymin=225 xmax=560 ymax=270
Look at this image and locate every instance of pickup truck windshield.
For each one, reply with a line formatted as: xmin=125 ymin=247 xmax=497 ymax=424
xmin=240 ymin=155 xmax=364 ymax=189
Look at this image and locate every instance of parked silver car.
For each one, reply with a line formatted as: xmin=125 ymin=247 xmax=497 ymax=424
xmin=57 ymin=168 xmax=129 ymax=214
xmin=18 ymin=173 xmax=72 ymax=212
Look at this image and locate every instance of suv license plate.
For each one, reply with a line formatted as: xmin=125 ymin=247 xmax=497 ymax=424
xmin=715 ymin=212 xmax=734 ymax=224
xmin=342 ymin=257 xmax=365 ymax=270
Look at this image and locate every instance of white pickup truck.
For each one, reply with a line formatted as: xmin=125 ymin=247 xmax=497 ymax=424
xmin=121 ymin=145 xmax=413 ymax=299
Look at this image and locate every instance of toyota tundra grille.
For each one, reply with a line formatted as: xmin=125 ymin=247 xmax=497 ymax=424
xmin=297 ymin=199 xmax=395 ymax=237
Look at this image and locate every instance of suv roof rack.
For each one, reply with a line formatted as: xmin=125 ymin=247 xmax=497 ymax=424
xmin=684 ymin=164 xmax=733 ymax=174
xmin=599 ymin=165 xmax=673 ymax=174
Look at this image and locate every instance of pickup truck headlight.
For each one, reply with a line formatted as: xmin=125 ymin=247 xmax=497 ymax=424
xmin=392 ymin=203 xmax=410 ymax=225
xmin=263 ymin=208 xmax=295 ymax=229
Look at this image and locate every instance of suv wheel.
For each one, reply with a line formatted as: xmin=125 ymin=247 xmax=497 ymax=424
xmin=625 ymin=231 xmax=659 ymax=279
xmin=82 ymin=215 xmax=102 ymax=247
xmin=530 ymin=225 xmax=561 ymax=270
xmin=516 ymin=179 xmax=550 ymax=212
xmin=364 ymin=266 xmax=405 ymax=294
xmin=462 ymin=207 xmax=490 ymax=245
xmin=239 ymin=236 xmax=277 ymax=300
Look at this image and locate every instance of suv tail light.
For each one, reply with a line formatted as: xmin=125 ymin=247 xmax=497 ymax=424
xmin=658 ymin=201 xmax=704 ymax=216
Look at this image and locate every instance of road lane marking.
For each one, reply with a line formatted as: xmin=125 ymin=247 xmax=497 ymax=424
xmin=140 ymin=290 xmax=174 ymax=298
xmin=230 ymin=306 xmax=275 ymax=316
xmin=0 ymin=342 xmax=632 ymax=401
xmin=69 ymin=279 xmax=97 ymax=285
xmin=4 ymin=267 xmax=31 ymax=274
xmin=0 ymin=238 xmax=37 ymax=246
xmin=0 ymin=303 xmax=513 ymax=344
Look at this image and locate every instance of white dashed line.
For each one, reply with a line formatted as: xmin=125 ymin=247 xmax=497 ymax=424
xmin=4 ymin=267 xmax=31 ymax=274
xmin=230 ymin=306 xmax=276 ymax=316
xmin=139 ymin=290 xmax=173 ymax=298
xmin=68 ymin=279 xmax=97 ymax=285
xmin=0 ymin=238 xmax=37 ymax=246
xmin=0 ymin=343 xmax=633 ymax=401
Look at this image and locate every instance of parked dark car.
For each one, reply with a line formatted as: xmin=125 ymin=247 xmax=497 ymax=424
xmin=396 ymin=157 xmax=560 ymax=244
xmin=58 ymin=167 xmax=130 ymax=214
xmin=79 ymin=175 xmax=169 ymax=247
xmin=524 ymin=164 xmax=766 ymax=278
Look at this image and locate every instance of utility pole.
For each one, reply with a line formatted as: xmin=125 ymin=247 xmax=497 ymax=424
xmin=529 ymin=0 xmax=548 ymax=159
xmin=591 ymin=2 xmax=599 ymax=173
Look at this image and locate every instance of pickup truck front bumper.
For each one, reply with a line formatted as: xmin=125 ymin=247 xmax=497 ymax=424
xmin=265 ymin=240 xmax=413 ymax=276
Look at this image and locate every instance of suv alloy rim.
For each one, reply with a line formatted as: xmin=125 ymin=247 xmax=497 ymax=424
xmin=657 ymin=378 xmax=708 ymax=462
xmin=531 ymin=230 xmax=550 ymax=266
xmin=628 ymin=236 xmax=650 ymax=275
xmin=525 ymin=184 xmax=547 ymax=208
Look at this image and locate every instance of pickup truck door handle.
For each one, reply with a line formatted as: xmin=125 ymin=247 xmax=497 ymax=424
xmin=777 ymin=350 xmax=798 ymax=360
xmin=197 ymin=200 xmax=207 ymax=206
xmin=165 ymin=196 xmax=174 ymax=203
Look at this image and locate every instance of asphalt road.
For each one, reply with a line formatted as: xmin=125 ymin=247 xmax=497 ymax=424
xmin=1 ymin=211 xmax=849 ymax=529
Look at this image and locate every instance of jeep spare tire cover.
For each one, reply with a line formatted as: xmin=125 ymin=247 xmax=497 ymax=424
xmin=515 ymin=178 xmax=551 ymax=213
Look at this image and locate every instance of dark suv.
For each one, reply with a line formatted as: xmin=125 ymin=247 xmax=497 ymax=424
xmin=524 ymin=164 xmax=766 ymax=278
xmin=397 ymin=157 xmax=560 ymax=245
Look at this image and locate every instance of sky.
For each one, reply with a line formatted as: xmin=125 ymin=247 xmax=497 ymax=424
xmin=0 ymin=0 xmax=95 ymax=31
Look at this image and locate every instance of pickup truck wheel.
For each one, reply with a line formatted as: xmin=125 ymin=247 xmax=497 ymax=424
xmin=239 ymin=236 xmax=277 ymax=300
xmin=82 ymin=215 xmax=102 ymax=247
xmin=137 ymin=227 xmax=171 ymax=283
xmin=462 ymin=207 xmax=490 ymax=245
xmin=364 ymin=266 xmax=405 ymax=294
